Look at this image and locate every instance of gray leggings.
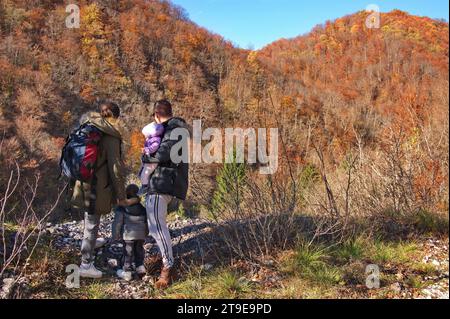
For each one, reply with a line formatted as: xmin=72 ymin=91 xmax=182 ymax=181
xmin=146 ymin=194 xmax=174 ymax=268
xmin=81 ymin=212 xmax=101 ymax=264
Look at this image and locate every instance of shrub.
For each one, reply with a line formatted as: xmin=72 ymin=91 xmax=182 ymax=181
xmin=211 ymin=154 xmax=247 ymax=218
xmin=15 ymin=88 xmax=43 ymax=118
xmin=210 ymin=169 xmax=300 ymax=260
xmin=413 ymin=210 xmax=449 ymax=235
xmin=15 ymin=115 xmax=45 ymax=154
xmin=0 ymin=161 xmax=64 ymax=292
xmin=2 ymin=3 xmax=26 ymax=33
xmin=297 ymin=163 xmax=320 ymax=205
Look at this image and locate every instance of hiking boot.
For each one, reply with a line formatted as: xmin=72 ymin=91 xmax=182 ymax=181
xmin=80 ymin=263 xmax=103 ymax=279
xmin=155 ymin=266 xmax=175 ymax=289
xmin=117 ymin=269 xmax=133 ymax=282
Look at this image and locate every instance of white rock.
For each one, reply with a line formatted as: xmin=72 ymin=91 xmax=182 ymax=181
xmin=2 ymin=278 xmax=14 ymax=287
xmin=431 ymin=260 xmax=441 ymax=267
xmin=1 ymin=278 xmax=15 ymax=298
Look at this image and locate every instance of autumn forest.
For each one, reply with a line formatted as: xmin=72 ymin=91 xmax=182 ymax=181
xmin=0 ymin=0 xmax=448 ymax=299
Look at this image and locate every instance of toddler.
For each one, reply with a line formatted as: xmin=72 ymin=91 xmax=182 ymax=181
xmin=138 ymin=122 xmax=164 ymax=194
xmin=112 ymin=184 xmax=149 ymax=281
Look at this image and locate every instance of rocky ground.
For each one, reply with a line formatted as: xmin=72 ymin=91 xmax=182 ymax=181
xmin=415 ymin=238 xmax=449 ymax=299
xmin=42 ymin=214 xmax=218 ymax=298
xmin=46 ymin=214 xmax=217 ymax=260
xmin=1 ymin=215 xmax=449 ymax=299
xmin=43 ymin=219 xmax=450 ymax=299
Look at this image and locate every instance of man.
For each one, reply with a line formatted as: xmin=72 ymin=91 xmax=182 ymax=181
xmin=142 ymin=99 xmax=189 ymax=289
xmin=71 ymin=101 xmax=130 ymax=279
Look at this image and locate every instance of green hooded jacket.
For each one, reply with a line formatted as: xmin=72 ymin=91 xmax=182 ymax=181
xmin=71 ymin=112 xmax=126 ymax=215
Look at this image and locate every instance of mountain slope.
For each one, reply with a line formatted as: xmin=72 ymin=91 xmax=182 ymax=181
xmin=0 ymin=2 xmax=448 ymax=215
xmin=258 ymin=10 xmax=448 ymax=123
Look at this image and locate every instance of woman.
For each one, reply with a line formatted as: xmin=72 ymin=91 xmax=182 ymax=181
xmin=71 ymin=101 xmax=129 ymax=279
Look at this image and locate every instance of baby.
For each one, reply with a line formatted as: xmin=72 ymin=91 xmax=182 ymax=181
xmin=138 ymin=122 xmax=164 ymax=194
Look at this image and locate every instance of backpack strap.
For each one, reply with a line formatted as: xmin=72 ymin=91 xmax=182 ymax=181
xmin=86 ymin=140 xmax=111 ymax=215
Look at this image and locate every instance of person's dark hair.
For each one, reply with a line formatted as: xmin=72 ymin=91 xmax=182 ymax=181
xmin=99 ymin=101 xmax=121 ymax=119
xmin=126 ymin=184 xmax=140 ymax=199
xmin=154 ymin=99 xmax=173 ymax=118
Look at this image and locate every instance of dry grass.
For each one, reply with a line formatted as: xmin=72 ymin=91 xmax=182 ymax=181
xmin=11 ymin=232 xmax=446 ymax=299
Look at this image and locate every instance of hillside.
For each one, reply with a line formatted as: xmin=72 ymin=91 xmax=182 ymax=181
xmin=0 ymin=1 xmax=448 ymax=299
xmin=0 ymin=0 xmax=247 ymax=209
xmin=256 ymin=9 xmax=449 ymax=161
xmin=0 ymin=2 xmax=448 ymax=193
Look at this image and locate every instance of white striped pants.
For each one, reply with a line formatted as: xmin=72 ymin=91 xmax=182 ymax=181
xmin=145 ymin=194 xmax=174 ymax=268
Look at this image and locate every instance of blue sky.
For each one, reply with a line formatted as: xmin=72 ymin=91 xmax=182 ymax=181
xmin=170 ymin=0 xmax=449 ymax=49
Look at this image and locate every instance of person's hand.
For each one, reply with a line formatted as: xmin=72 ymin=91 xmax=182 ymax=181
xmin=117 ymin=199 xmax=128 ymax=207
xmin=118 ymin=198 xmax=140 ymax=207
